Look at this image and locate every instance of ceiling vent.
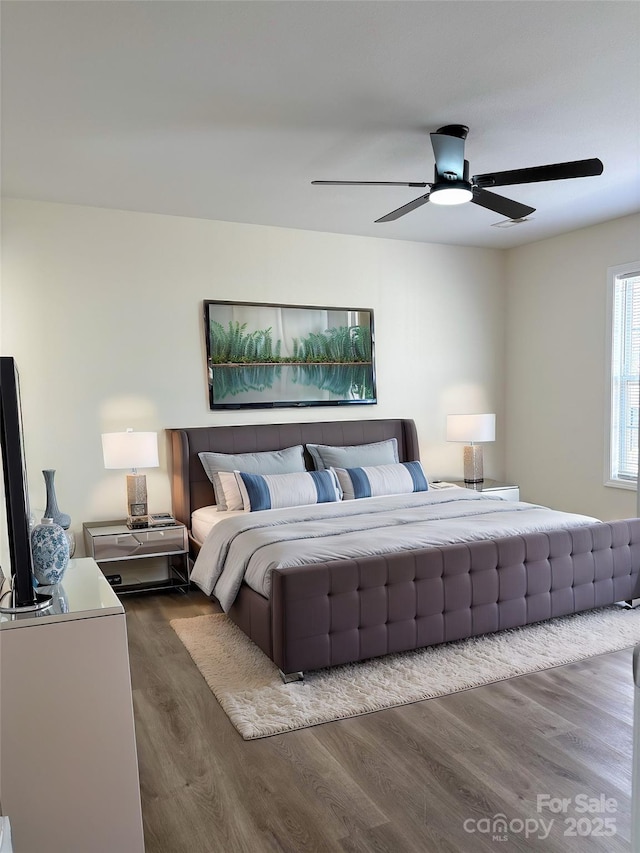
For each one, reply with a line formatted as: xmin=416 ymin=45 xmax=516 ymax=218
xmin=491 ymin=217 xmax=533 ymax=228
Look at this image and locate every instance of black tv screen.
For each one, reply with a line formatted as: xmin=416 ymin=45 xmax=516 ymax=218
xmin=0 ymin=356 xmax=39 ymax=607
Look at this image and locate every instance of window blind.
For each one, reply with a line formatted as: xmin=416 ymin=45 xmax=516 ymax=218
xmin=612 ymin=272 xmax=640 ymax=481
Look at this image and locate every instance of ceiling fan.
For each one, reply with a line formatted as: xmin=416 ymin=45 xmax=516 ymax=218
xmin=311 ymin=125 xmax=603 ymax=223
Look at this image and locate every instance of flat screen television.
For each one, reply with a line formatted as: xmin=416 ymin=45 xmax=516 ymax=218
xmin=0 ymin=356 xmax=51 ymax=611
xmin=204 ymin=300 xmax=377 ymax=410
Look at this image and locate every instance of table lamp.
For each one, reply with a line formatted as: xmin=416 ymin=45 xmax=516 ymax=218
xmin=101 ymin=429 xmax=159 ymax=528
xmin=446 ymin=413 xmax=496 ymax=484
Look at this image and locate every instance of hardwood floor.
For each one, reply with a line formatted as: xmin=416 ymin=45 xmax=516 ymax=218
xmin=126 ymin=589 xmax=635 ymax=852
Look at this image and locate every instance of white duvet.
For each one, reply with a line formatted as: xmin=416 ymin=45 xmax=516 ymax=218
xmin=190 ymin=490 xmax=598 ymax=612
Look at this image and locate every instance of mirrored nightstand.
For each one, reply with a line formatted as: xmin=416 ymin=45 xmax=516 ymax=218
xmin=83 ymin=520 xmax=189 ymax=594
xmin=451 ymin=479 xmax=520 ymax=501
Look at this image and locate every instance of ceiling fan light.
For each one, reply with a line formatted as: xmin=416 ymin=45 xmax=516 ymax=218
xmin=429 ymin=185 xmax=473 ymax=206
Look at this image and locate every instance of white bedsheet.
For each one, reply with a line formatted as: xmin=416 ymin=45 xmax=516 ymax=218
xmin=189 ymin=490 xmax=599 ymax=612
xmin=191 ymin=506 xmax=246 ymax=544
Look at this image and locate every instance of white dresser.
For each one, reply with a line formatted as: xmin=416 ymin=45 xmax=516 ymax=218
xmin=0 ymin=558 xmax=144 ymax=853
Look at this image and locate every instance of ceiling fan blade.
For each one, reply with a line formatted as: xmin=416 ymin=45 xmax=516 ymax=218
xmin=311 ymin=180 xmax=428 ymax=187
xmin=430 ymin=126 xmax=468 ymax=180
xmin=472 ymin=188 xmax=535 ymax=219
xmin=473 ymin=158 xmax=603 ymax=188
xmin=375 ymin=193 xmax=431 ymax=223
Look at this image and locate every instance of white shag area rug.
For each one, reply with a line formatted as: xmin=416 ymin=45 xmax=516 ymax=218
xmin=170 ymin=606 xmax=640 ymax=740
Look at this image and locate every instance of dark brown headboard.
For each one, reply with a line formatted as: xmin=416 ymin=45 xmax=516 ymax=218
xmin=167 ymin=418 xmax=420 ymax=527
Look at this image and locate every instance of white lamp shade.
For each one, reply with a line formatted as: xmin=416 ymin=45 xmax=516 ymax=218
xmin=101 ymin=431 xmax=159 ymax=470
xmin=446 ymin=414 xmax=496 ymax=443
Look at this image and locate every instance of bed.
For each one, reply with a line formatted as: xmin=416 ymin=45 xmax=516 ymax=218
xmin=169 ymin=418 xmax=640 ymax=678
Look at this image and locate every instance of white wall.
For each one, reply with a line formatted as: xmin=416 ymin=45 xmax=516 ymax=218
xmin=1 ymin=199 xmax=506 ymax=554
xmin=505 ymin=213 xmax=640 ymax=519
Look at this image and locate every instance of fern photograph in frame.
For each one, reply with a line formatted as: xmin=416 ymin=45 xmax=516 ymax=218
xmin=204 ymin=300 xmax=377 ymax=410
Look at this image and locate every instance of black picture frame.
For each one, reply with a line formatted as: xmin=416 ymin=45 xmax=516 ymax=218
xmin=204 ymin=300 xmax=377 ymax=410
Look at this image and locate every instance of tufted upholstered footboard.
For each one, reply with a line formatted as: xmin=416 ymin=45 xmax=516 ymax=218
xmin=228 ymin=519 xmax=640 ymax=675
xmin=169 ymin=419 xmax=640 ymax=676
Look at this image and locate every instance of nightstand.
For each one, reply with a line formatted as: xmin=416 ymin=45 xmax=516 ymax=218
xmin=82 ymin=520 xmax=189 ymax=594
xmin=452 ymin=479 xmax=520 ymax=501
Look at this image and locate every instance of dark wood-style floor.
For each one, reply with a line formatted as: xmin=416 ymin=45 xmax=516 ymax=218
xmin=125 ymin=590 xmax=635 ymax=852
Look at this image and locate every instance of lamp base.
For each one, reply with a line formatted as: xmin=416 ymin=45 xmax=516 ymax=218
xmin=127 ymin=517 xmax=149 ymax=530
xmin=126 ymin=473 xmax=149 ymax=527
xmin=463 ymin=444 xmax=484 ymax=484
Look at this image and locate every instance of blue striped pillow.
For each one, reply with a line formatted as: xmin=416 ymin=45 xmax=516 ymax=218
xmin=333 ymin=461 xmax=429 ymax=500
xmin=236 ymin=469 xmax=342 ymax=512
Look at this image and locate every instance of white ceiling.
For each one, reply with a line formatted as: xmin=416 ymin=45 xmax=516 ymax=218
xmin=2 ymin=1 xmax=639 ymax=249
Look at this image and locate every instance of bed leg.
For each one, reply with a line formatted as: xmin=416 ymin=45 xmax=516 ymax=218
xmin=279 ymin=670 xmax=304 ymax=684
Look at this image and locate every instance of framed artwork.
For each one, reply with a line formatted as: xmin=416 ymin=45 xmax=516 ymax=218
xmin=203 ymin=300 xmax=376 ymax=410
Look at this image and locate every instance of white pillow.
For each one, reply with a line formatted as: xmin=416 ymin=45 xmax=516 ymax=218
xmin=235 ymin=469 xmax=342 ymax=512
xmin=198 ymin=445 xmax=305 ymax=510
xmin=216 ymin=471 xmax=250 ymax=513
xmin=333 ymin=461 xmax=429 ymax=500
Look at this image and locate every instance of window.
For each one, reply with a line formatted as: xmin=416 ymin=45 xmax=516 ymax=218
xmin=608 ymin=263 xmax=640 ymax=487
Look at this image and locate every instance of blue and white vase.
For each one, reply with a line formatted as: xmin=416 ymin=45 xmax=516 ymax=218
xmin=30 ymin=518 xmax=70 ymax=585
xmin=43 ymin=469 xmax=71 ymax=530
